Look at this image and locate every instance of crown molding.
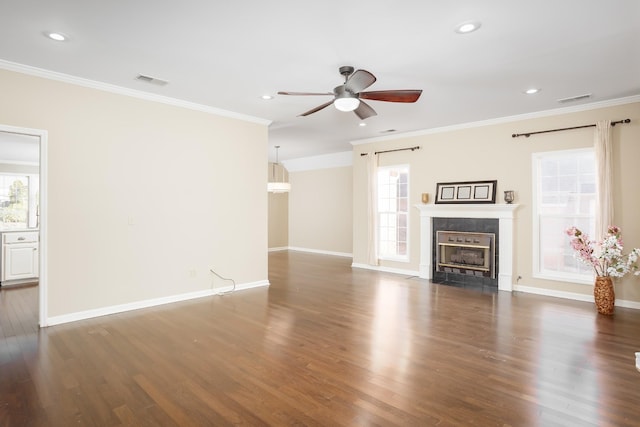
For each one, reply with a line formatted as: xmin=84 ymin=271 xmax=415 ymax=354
xmin=351 ymin=95 xmax=640 ymax=146
xmin=0 ymin=59 xmax=271 ymax=126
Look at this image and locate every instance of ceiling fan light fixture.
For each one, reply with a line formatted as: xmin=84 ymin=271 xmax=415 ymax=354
xmin=333 ymin=85 xmax=361 ymax=112
xmin=279 ymin=66 xmax=421 ymax=118
xmin=334 ymin=96 xmax=360 ymax=112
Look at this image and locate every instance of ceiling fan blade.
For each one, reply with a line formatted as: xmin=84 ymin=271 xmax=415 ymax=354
xmin=299 ymin=100 xmax=334 ymax=116
xmin=278 ymin=91 xmax=333 ymax=96
xmin=354 ymin=100 xmax=377 ymax=120
xmin=359 ymin=90 xmax=423 ymax=103
xmin=345 ymin=70 xmax=376 ymax=93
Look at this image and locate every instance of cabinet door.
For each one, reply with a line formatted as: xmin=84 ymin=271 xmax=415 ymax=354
xmin=3 ymin=243 xmax=39 ymax=281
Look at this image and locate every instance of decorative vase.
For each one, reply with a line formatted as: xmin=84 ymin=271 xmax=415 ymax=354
xmin=503 ymin=190 xmax=514 ymax=204
xmin=594 ymin=276 xmax=615 ymax=315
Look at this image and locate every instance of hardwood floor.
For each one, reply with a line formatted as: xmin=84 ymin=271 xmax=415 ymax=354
xmin=2 ymin=251 xmax=640 ymax=426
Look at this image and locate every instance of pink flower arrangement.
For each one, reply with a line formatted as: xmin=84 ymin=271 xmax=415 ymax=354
xmin=566 ymin=226 xmax=640 ymax=278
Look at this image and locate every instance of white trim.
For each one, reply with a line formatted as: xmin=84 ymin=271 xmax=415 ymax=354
xmin=351 ymin=262 xmax=420 ymax=277
xmin=514 ymin=284 xmax=640 ymax=310
xmin=378 ymin=255 xmax=410 ymax=263
xmin=45 ymin=280 xmax=270 ymax=326
xmin=415 ymin=203 xmax=519 ymax=219
xmin=0 ymin=59 xmax=271 ymax=126
xmin=514 ymin=284 xmax=594 ymax=302
xmin=281 ymin=151 xmax=353 ymax=172
xmin=350 ymin=95 xmax=640 ymax=146
xmin=0 ymin=124 xmax=48 ymax=327
xmin=268 ymin=246 xmax=289 ymax=252
xmin=288 ymin=246 xmax=353 ymax=258
xmin=533 ymin=271 xmax=593 ymax=286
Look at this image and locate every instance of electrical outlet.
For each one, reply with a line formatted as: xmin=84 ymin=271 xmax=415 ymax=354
xmin=189 ymin=269 xmax=197 ymax=278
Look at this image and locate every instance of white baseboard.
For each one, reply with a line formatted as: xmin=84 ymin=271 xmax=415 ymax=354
xmin=45 ymin=280 xmax=270 ymax=326
xmin=514 ymin=284 xmax=640 ymax=310
xmin=287 ymin=247 xmax=353 ymax=258
xmin=268 ymin=246 xmax=288 ymax=252
xmin=351 ymin=262 xmax=420 ymax=277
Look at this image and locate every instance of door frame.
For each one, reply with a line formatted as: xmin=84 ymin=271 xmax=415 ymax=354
xmin=0 ymin=123 xmax=48 ymax=327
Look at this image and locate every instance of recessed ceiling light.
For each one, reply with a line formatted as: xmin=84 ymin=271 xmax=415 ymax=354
xmin=45 ymin=32 xmax=68 ymax=41
xmin=359 ymin=122 xmax=367 ymax=127
xmin=455 ymin=21 xmax=481 ymax=34
xmin=525 ymin=88 xmax=540 ymax=95
xmin=261 ymin=95 xmax=273 ymax=100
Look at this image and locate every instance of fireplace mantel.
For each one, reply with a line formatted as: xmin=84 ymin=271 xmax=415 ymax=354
xmin=415 ymin=204 xmax=519 ymax=291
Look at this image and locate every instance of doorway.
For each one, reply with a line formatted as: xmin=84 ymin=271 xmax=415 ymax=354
xmin=0 ymin=124 xmax=47 ymax=327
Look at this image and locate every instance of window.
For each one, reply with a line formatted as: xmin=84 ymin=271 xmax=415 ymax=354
xmin=0 ymin=174 xmax=38 ymax=229
xmin=378 ymin=165 xmax=409 ymax=261
xmin=532 ymin=148 xmax=595 ymax=283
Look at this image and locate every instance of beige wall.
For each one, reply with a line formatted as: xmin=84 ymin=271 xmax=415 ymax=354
xmin=0 ymin=68 xmax=268 ymax=319
xmin=268 ymin=162 xmax=289 ymax=248
xmin=353 ymin=101 xmax=640 ymax=302
xmin=289 ymin=166 xmax=353 ymax=255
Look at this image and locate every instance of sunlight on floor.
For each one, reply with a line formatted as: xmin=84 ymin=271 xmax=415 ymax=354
xmin=370 ymin=279 xmax=412 ymax=378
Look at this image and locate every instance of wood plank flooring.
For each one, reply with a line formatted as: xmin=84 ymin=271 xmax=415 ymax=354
xmin=2 ymin=251 xmax=640 ymax=426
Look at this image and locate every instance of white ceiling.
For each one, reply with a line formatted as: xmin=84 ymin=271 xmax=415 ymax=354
xmin=0 ymin=1 xmax=638 ymax=162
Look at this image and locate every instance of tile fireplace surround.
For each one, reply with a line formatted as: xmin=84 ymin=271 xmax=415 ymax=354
xmin=415 ymin=204 xmax=519 ymax=291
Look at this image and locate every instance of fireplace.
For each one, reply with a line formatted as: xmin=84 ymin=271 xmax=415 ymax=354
xmin=436 ymin=230 xmax=495 ymax=278
xmin=432 ymin=218 xmax=499 ymax=290
xmin=415 ymin=204 xmax=519 ymax=292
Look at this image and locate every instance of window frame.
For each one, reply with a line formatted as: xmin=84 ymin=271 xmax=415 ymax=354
xmin=377 ymin=164 xmax=410 ymax=263
xmin=532 ymin=148 xmax=595 ymax=285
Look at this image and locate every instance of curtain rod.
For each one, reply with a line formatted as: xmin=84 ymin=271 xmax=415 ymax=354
xmin=512 ymin=118 xmax=630 ymax=138
xmin=360 ymin=146 xmax=420 ymax=156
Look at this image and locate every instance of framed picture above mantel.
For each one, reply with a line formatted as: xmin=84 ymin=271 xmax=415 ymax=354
xmin=435 ymin=180 xmax=497 ymax=204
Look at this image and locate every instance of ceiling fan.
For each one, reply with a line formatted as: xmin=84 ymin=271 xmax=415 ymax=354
xmin=278 ymin=66 xmax=422 ymax=120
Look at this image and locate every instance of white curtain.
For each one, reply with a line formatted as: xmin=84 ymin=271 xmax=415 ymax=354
xmin=366 ymin=153 xmax=379 ymax=266
xmin=594 ymin=120 xmax=613 ymax=239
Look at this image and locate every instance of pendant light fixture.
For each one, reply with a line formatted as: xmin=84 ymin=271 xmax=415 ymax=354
xmin=267 ymin=145 xmax=291 ymax=193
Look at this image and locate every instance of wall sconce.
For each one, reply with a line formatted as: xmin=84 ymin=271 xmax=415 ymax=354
xmin=421 ymin=193 xmax=429 ymax=204
xmin=504 ymin=190 xmax=514 ymax=204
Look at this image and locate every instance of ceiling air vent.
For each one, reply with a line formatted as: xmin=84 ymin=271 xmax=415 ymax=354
xmin=557 ymin=93 xmax=591 ymax=103
xmin=135 ymin=74 xmax=169 ymax=86
xmin=381 ymin=129 xmax=397 ymax=134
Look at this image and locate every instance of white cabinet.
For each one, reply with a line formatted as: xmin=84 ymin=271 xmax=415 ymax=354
xmin=1 ymin=231 xmax=39 ymax=282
